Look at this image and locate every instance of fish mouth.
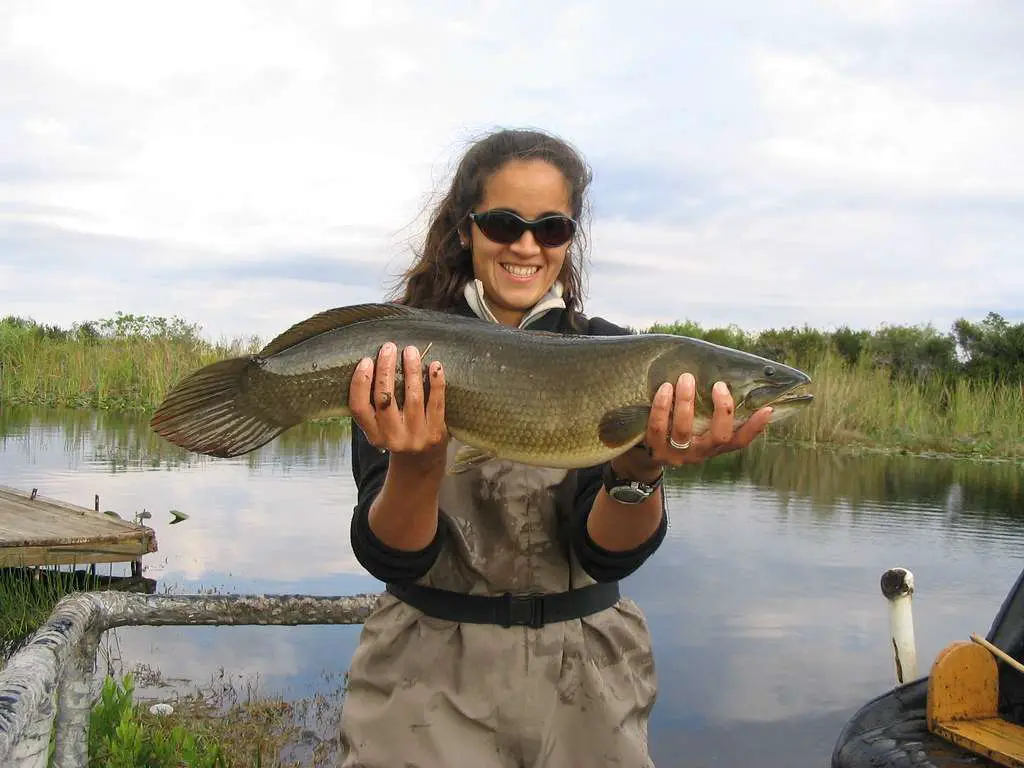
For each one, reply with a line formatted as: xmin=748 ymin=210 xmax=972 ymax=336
xmin=741 ymin=383 xmax=815 ymax=410
xmin=770 ymin=391 xmax=815 ymax=409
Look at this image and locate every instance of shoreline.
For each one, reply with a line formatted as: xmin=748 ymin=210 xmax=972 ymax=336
xmin=766 ymin=436 xmax=1024 ymax=465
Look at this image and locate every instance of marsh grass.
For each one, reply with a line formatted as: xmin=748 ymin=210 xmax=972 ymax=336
xmin=0 ymin=315 xmax=259 ymax=412
xmin=771 ymin=349 xmax=1024 ymax=458
xmin=0 ymin=566 xmax=111 ymax=660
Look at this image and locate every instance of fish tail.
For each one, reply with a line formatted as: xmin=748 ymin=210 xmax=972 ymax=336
xmin=150 ymin=356 xmax=293 ymax=458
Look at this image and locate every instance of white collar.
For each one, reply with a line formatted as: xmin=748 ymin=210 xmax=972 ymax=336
xmin=462 ymin=278 xmax=566 ymax=329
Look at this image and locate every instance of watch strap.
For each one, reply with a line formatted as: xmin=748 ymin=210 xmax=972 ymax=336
xmin=601 ymin=462 xmax=664 ymax=501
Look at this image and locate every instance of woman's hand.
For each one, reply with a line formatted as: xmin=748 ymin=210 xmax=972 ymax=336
xmin=348 ymin=342 xmax=449 ymax=465
xmin=608 ymin=372 xmax=771 ymax=483
xmin=646 ymin=372 xmax=771 ymax=466
xmin=349 ymin=342 xmax=448 ymax=552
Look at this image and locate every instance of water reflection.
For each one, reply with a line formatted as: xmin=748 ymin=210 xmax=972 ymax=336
xmin=1 ymin=406 xmax=1022 ymax=768
xmin=0 ymin=406 xmax=353 ymax=474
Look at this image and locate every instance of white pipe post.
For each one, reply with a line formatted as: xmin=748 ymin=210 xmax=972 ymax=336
xmin=880 ymin=567 xmax=918 ymax=685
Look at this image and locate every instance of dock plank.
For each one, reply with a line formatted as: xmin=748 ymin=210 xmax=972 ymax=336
xmin=0 ymin=485 xmax=157 ymax=567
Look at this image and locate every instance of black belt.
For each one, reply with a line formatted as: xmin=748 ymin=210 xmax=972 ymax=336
xmin=385 ymin=581 xmax=620 ymax=629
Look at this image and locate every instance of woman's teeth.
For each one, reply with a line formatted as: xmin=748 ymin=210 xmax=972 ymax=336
xmin=502 ymin=264 xmax=540 ymax=277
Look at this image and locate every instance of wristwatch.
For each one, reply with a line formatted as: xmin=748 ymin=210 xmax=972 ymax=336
xmin=602 ymin=463 xmax=664 ymax=505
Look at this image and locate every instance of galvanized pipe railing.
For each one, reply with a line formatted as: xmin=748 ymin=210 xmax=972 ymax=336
xmin=0 ymin=590 xmax=383 ymax=768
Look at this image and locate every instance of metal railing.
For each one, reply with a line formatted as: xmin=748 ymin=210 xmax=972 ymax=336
xmin=0 ymin=590 xmax=383 ymax=767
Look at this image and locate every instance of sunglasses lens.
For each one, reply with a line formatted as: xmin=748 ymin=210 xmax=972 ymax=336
xmin=476 ymin=212 xmax=525 ymax=244
xmin=534 ymin=217 xmax=575 ymax=247
xmin=473 ymin=211 xmax=576 ymax=247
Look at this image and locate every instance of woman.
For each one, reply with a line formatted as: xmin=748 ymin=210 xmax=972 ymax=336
xmin=339 ymin=128 xmax=772 ymax=767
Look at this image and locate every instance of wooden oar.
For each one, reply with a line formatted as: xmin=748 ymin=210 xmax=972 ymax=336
xmin=971 ymin=633 xmax=1024 ymax=677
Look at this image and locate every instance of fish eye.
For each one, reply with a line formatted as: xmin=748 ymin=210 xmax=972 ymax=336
xmin=763 ymin=365 xmax=775 ymax=377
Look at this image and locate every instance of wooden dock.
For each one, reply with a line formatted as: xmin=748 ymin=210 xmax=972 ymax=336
xmin=0 ymin=485 xmax=157 ymax=568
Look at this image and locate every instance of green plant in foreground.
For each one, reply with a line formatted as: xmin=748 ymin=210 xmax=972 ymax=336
xmin=77 ymin=667 xmax=337 ymax=767
xmin=89 ymin=674 xmax=228 ymax=768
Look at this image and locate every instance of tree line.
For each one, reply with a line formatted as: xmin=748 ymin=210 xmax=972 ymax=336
xmin=647 ymin=311 xmax=1024 ymax=385
xmin=5 ymin=309 xmax=1023 ymax=386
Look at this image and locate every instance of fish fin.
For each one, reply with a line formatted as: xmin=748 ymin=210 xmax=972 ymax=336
xmin=450 ymin=445 xmax=497 ymax=474
xmin=260 ymin=303 xmax=418 ymax=357
xmin=150 ymin=357 xmax=292 ymax=458
xmin=598 ymin=405 xmax=652 ymax=448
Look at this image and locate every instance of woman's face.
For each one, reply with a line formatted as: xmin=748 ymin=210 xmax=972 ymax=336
xmin=467 ymin=159 xmax=573 ymax=327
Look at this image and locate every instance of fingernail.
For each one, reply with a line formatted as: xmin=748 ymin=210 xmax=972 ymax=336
xmin=356 ymin=358 xmax=371 ymax=372
xmin=713 ymin=381 xmax=728 ymax=395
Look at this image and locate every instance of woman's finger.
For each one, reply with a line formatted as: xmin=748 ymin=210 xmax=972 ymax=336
xmin=373 ymin=342 xmax=402 ymax=435
xmin=668 ymin=373 xmax=695 ymax=452
xmin=708 ymin=381 xmax=735 ymax=445
xmin=731 ymin=406 xmax=772 ymax=448
xmin=424 ymin=361 xmax=447 ymax=444
xmin=401 ymin=345 xmax=426 ymax=435
xmin=645 ymin=382 xmax=674 ymax=453
xmin=348 ymin=357 xmax=380 ymax=444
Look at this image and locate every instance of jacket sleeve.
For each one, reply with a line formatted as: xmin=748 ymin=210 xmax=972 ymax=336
xmin=568 ymin=313 xmax=669 ymax=582
xmin=570 ymin=464 xmax=668 ymax=582
xmin=349 ymin=425 xmax=445 ymax=584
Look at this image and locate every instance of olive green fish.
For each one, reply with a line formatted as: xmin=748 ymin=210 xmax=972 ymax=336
xmin=149 ymin=303 xmax=814 ymax=471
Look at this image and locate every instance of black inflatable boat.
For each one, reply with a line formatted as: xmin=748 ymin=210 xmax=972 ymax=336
xmin=831 ymin=565 xmax=1024 ymax=767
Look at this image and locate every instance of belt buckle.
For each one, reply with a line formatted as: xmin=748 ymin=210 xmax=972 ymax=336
xmin=501 ymin=592 xmax=545 ymax=629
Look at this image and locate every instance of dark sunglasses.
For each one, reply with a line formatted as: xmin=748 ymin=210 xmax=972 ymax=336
xmin=469 ymin=210 xmax=577 ymax=248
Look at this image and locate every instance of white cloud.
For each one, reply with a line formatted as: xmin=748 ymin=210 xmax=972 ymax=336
xmin=751 ymin=49 xmax=1024 ymax=198
xmin=1 ymin=0 xmax=1021 ymax=339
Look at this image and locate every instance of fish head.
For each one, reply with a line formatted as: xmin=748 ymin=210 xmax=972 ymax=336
xmin=727 ymin=352 xmax=813 ymax=416
xmin=652 ymin=337 xmax=814 ymax=424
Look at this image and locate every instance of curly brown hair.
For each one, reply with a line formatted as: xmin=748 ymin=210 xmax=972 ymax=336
xmin=392 ymin=128 xmax=593 ymax=315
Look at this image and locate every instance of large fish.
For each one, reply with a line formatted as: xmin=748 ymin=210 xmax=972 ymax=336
xmin=149 ymin=303 xmax=814 ymax=470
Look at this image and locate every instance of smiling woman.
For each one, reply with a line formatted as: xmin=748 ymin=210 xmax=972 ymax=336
xmin=338 ymin=128 xmax=775 ymax=767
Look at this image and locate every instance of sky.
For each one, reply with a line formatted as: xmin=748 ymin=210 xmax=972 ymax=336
xmin=1 ymin=0 xmax=1022 ymax=343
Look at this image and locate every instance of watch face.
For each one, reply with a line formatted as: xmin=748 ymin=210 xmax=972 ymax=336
xmin=610 ymin=485 xmax=648 ymax=504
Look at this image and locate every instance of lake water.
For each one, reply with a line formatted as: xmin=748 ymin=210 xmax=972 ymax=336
xmin=2 ymin=406 xmax=1022 ymax=767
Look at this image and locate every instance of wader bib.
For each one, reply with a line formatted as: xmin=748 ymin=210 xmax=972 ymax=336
xmin=339 ymin=442 xmax=659 ymax=767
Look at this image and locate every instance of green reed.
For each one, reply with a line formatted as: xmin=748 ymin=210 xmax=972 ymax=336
xmin=770 ymin=349 xmax=1024 ymax=458
xmin=0 ymin=567 xmax=110 ymax=660
xmin=0 ymin=318 xmax=258 ymax=412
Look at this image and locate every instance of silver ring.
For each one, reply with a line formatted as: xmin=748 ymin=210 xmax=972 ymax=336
xmin=669 ymin=437 xmax=691 ymax=451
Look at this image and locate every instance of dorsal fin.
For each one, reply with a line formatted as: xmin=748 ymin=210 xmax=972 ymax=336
xmin=259 ymin=303 xmax=418 ymax=356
